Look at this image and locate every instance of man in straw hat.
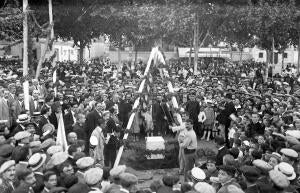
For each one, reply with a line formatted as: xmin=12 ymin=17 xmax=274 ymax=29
xmin=28 ymin=153 xmax=47 ymax=193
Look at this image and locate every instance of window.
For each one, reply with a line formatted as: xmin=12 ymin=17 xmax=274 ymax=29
xmin=284 ymin=53 xmax=288 ymax=58
xmin=258 ymin=52 xmax=263 ymax=58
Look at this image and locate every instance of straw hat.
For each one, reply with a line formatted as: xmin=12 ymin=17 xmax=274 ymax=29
xmin=274 ymin=162 xmax=296 ymax=181
xmin=28 ymin=153 xmax=47 ymax=171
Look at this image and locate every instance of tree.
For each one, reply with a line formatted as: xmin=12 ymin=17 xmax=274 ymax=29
xmin=250 ymin=1 xmax=296 ymax=68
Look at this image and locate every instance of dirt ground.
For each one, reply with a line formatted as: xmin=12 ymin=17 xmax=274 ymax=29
xmin=119 ymin=138 xmax=217 ymax=190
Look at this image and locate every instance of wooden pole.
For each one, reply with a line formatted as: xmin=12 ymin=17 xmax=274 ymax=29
xmin=49 ymin=0 xmax=54 ymax=39
xmin=23 ymin=0 xmax=30 ymax=112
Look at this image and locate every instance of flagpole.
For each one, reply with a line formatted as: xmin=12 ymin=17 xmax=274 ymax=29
xmin=23 ymin=0 xmax=30 ymax=112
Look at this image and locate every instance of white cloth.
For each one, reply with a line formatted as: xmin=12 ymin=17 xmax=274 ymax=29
xmin=198 ymin=111 xmax=206 ymax=123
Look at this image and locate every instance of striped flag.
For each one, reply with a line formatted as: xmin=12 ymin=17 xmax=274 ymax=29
xmin=56 ymin=113 xmax=68 ymax=152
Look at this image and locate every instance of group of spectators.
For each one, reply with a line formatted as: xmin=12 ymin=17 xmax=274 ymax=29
xmin=0 ymin=55 xmax=300 ymax=193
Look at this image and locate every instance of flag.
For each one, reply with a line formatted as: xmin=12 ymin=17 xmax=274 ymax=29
xmin=56 ymin=113 xmax=68 ymax=152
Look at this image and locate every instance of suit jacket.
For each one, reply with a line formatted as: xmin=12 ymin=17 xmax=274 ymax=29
xmin=38 ymin=116 xmax=50 ymax=137
xmin=12 ymin=100 xmax=25 ymax=122
xmin=0 ymin=98 xmax=11 ymax=128
xmin=49 ymin=113 xmax=59 ymax=130
xmin=118 ymin=100 xmax=132 ymax=127
xmin=29 ymin=97 xmax=42 ymax=116
xmin=216 ymin=146 xmax=229 ymax=166
xmin=86 ymin=110 xmax=102 ymax=138
xmin=63 ymin=111 xmax=74 ymax=134
xmin=161 ymin=103 xmax=174 ymax=125
xmin=245 ymin=184 xmax=260 ymax=193
xmin=33 ymin=172 xmax=44 ymax=193
xmin=75 ymin=171 xmax=85 ymax=184
xmin=152 ymin=101 xmax=165 ymax=122
xmin=12 ymin=182 xmax=34 ymax=193
xmin=11 ymin=124 xmax=26 ymax=137
xmin=0 ymin=178 xmax=15 ymax=193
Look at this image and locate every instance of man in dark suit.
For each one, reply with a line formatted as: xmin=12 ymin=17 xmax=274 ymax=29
xmin=152 ymin=95 xmax=168 ymax=136
xmin=38 ymin=105 xmax=52 ymax=137
xmin=185 ymin=92 xmax=200 ymax=136
xmin=49 ymin=101 xmax=63 ymax=130
xmin=29 ymin=90 xmax=42 ymax=116
xmin=217 ymin=93 xmax=237 ymax=147
xmin=118 ymin=94 xmax=132 ymax=129
xmin=74 ymin=92 xmax=83 ymax=105
xmin=63 ymin=104 xmax=76 ymax=134
xmin=86 ymin=101 xmax=105 ymax=139
xmin=215 ymin=136 xmax=229 ymax=166
xmin=12 ymin=91 xmax=26 ymax=126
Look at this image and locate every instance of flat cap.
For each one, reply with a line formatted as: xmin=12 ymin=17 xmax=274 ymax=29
xmin=41 ymin=138 xmax=56 ymax=150
xmin=119 ymin=172 xmax=138 ymax=186
xmin=0 ymin=160 xmax=15 ymax=174
xmin=269 ymin=170 xmax=290 ymax=188
xmin=47 ymin=145 xmax=63 ymax=156
xmin=240 ymin=166 xmax=260 ymax=180
xmin=280 ymin=148 xmax=298 ymax=158
xmin=14 ymin=131 xmax=31 ymax=141
xmin=84 ymin=167 xmax=103 ymax=185
xmin=0 ymin=144 xmax=14 ymax=158
xmin=76 ymin=157 xmax=94 ymax=170
xmin=194 ymin=182 xmax=216 ymax=193
xmin=286 ymin=130 xmax=300 ymax=139
xmin=110 ymin=165 xmax=126 ymax=177
xmin=252 ymin=159 xmax=273 ymax=172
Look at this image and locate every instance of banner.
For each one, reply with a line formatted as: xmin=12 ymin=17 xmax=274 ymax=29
xmin=56 ymin=113 xmax=68 ymax=152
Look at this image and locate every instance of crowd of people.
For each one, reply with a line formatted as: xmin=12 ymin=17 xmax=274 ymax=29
xmin=0 ymin=55 xmax=300 ymax=193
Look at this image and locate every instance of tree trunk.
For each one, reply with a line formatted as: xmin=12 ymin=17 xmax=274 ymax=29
xmin=79 ymin=44 xmax=84 ymax=64
xmin=117 ymin=47 xmax=121 ymax=68
xmin=134 ymin=44 xmax=138 ymax=65
xmin=265 ymin=50 xmax=270 ymax=82
xmin=282 ymin=51 xmax=284 ymax=71
xmin=193 ymin=12 xmax=199 ymax=75
xmin=239 ymin=49 xmax=243 ymax=64
xmin=188 ymin=37 xmax=193 ymax=67
xmin=298 ymin=34 xmax=300 ymax=74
